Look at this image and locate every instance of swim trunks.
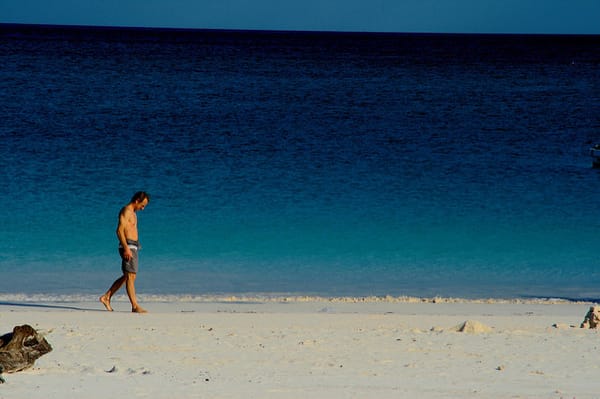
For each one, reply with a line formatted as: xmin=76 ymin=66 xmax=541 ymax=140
xmin=119 ymin=239 xmax=140 ymax=274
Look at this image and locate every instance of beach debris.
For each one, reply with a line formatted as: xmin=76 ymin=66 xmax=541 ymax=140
xmin=450 ymin=320 xmax=493 ymax=334
xmin=580 ymin=306 xmax=600 ymax=329
xmin=551 ymin=323 xmax=576 ymax=329
xmin=0 ymin=324 xmax=53 ymax=383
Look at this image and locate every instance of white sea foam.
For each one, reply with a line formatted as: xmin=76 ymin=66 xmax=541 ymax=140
xmin=0 ymin=292 xmax=586 ymax=305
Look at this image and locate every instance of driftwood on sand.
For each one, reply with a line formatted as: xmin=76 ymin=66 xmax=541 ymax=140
xmin=581 ymin=306 xmax=600 ymax=329
xmin=0 ymin=324 xmax=53 ymax=383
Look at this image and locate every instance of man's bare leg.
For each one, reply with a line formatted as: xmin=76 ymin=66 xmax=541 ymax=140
xmin=99 ymin=275 xmax=126 ymax=311
xmin=125 ymin=272 xmax=147 ymax=313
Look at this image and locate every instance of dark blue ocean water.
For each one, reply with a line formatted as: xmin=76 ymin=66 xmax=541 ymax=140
xmin=1 ymin=25 xmax=600 ymax=300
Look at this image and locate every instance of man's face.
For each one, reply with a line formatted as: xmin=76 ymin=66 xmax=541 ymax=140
xmin=134 ymin=198 xmax=149 ymax=212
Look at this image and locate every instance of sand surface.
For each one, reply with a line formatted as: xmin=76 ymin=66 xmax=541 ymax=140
xmin=1 ymin=298 xmax=599 ymax=398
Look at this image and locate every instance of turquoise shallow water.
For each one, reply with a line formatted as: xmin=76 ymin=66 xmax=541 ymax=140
xmin=1 ymin=25 xmax=600 ymax=300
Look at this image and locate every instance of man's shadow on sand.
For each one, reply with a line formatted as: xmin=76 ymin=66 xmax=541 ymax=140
xmin=0 ymin=302 xmax=103 ymax=312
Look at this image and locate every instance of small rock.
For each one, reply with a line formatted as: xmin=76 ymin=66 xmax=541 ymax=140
xmin=552 ymin=323 xmax=573 ymax=329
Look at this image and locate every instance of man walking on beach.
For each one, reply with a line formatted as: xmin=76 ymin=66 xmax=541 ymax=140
xmin=100 ymin=191 xmax=150 ymax=313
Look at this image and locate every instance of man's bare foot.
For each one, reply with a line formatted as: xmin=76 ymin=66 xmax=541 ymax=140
xmin=132 ymin=306 xmax=148 ymax=313
xmin=99 ymin=295 xmax=113 ymax=311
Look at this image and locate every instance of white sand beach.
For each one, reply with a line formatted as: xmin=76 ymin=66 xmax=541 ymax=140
xmin=1 ymin=297 xmax=599 ymax=398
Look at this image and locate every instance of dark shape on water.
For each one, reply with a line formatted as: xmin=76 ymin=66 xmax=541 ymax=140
xmin=0 ymin=325 xmax=53 ymax=383
xmin=590 ymin=144 xmax=600 ymax=169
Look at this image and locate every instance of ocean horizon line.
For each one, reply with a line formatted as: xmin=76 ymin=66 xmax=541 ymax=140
xmin=2 ymin=22 xmax=600 ymax=39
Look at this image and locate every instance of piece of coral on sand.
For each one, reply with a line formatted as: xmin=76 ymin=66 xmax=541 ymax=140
xmin=450 ymin=320 xmax=493 ymax=334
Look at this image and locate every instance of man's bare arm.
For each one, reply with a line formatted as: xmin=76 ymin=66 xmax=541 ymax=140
xmin=116 ymin=207 xmax=133 ymax=260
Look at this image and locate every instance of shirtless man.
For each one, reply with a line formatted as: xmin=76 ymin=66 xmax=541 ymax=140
xmin=100 ymin=192 xmax=150 ymax=313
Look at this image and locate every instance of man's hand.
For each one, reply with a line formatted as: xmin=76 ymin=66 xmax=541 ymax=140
xmin=122 ymin=248 xmax=133 ymax=261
